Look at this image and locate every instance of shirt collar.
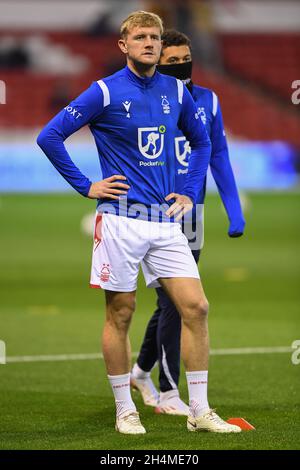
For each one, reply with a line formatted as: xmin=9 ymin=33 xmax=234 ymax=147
xmin=124 ymin=65 xmax=159 ymax=88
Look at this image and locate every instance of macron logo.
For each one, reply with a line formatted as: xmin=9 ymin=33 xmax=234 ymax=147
xmin=122 ymin=101 xmax=131 ymax=118
xmin=122 ymin=101 xmax=131 ymax=112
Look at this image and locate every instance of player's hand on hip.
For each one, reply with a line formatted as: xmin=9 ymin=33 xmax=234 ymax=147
xmin=88 ymin=175 xmax=130 ymax=200
xmin=165 ymin=193 xmax=193 ymax=221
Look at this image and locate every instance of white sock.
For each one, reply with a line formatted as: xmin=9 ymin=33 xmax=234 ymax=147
xmin=108 ymin=373 xmax=136 ymax=417
xmin=186 ymin=371 xmax=209 ymax=418
xmin=132 ymin=362 xmax=150 ymax=379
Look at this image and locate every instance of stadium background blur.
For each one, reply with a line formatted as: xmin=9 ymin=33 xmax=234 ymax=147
xmin=0 ymin=0 xmax=299 ymax=450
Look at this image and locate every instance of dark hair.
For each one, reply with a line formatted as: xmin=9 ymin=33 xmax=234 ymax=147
xmin=161 ymin=29 xmax=191 ymax=51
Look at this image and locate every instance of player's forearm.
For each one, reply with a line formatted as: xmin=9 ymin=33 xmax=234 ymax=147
xmin=210 ymin=151 xmax=245 ymax=234
xmin=182 ymin=140 xmax=211 ymax=204
xmin=37 ymin=127 xmax=92 ymax=196
xmin=179 ymin=85 xmax=211 ymax=204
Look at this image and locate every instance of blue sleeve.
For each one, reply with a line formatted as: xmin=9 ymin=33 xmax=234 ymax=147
xmin=209 ymin=94 xmax=245 ymax=236
xmin=36 ymin=82 xmax=104 ymax=196
xmin=178 ymin=86 xmax=211 ymax=204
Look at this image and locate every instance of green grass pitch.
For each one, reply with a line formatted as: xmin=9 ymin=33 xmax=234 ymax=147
xmin=0 ymin=192 xmax=299 ymax=450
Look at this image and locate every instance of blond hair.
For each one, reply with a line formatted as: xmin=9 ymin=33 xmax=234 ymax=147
xmin=120 ymin=11 xmax=163 ymax=38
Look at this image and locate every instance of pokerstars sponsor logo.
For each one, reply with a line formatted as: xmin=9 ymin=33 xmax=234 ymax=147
xmin=139 ymin=161 xmax=165 ymax=167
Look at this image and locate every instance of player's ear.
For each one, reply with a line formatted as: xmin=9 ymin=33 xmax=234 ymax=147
xmin=118 ymin=39 xmax=128 ymax=54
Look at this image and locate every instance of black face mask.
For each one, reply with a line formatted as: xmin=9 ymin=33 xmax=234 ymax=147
xmin=157 ymin=61 xmax=193 ymax=91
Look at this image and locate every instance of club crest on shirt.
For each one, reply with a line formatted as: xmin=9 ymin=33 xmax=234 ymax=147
xmin=161 ymin=95 xmax=170 ymax=114
xmin=175 ymin=136 xmax=191 ymax=168
xmin=138 ymin=126 xmax=165 ymax=159
xmin=197 ymin=106 xmax=206 ymax=125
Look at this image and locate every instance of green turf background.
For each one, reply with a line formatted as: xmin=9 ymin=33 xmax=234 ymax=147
xmin=0 ymin=192 xmax=299 ymax=449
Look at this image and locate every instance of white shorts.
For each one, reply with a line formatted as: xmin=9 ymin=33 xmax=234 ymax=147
xmin=90 ymin=213 xmax=200 ymax=292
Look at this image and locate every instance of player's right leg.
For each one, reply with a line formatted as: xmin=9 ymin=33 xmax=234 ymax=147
xmin=104 ymin=290 xmax=146 ymax=434
xmin=90 ymin=212 xmax=149 ymax=434
xmin=131 ymin=305 xmax=160 ymax=407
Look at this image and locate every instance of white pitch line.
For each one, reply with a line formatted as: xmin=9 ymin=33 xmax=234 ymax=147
xmin=5 ymin=346 xmax=293 ymax=364
xmin=210 ymin=346 xmax=292 ymax=355
xmin=6 ymin=353 xmax=103 ymax=363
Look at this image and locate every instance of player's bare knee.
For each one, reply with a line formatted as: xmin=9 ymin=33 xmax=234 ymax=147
xmin=182 ymin=298 xmax=209 ymax=324
xmin=110 ymin=301 xmax=135 ymax=331
xmin=199 ymin=298 xmax=209 ymax=317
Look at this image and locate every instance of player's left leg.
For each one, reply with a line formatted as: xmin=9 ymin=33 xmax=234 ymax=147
xmin=155 ymin=247 xmax=201 ymax=415
xmin=159 ymin=277 xmax=240 ymax=433
xmin=142 ymin=221 xmax=240 ymax=432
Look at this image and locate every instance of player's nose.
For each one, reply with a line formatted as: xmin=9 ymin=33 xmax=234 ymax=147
xmin=144 ymin=36 xmax=154 ymax=47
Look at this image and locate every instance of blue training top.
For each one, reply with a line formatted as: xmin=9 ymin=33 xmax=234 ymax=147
xmin=37 ymin=66 xmax=211 ymax=222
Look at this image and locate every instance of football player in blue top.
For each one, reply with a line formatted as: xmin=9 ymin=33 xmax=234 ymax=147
xmin=37 ymin=12 xmax=242 ymax=434
xmin=131 ymin=29 xmax=245 ymax=416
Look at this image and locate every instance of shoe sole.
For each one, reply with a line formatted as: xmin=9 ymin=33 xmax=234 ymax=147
xmin=187 ymin=420 xmax=241 ymax=433
xmin=115 ymin=424 xmax=146 ymax=435
xmin=155 ymin=406 xmax=189 ymax=416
